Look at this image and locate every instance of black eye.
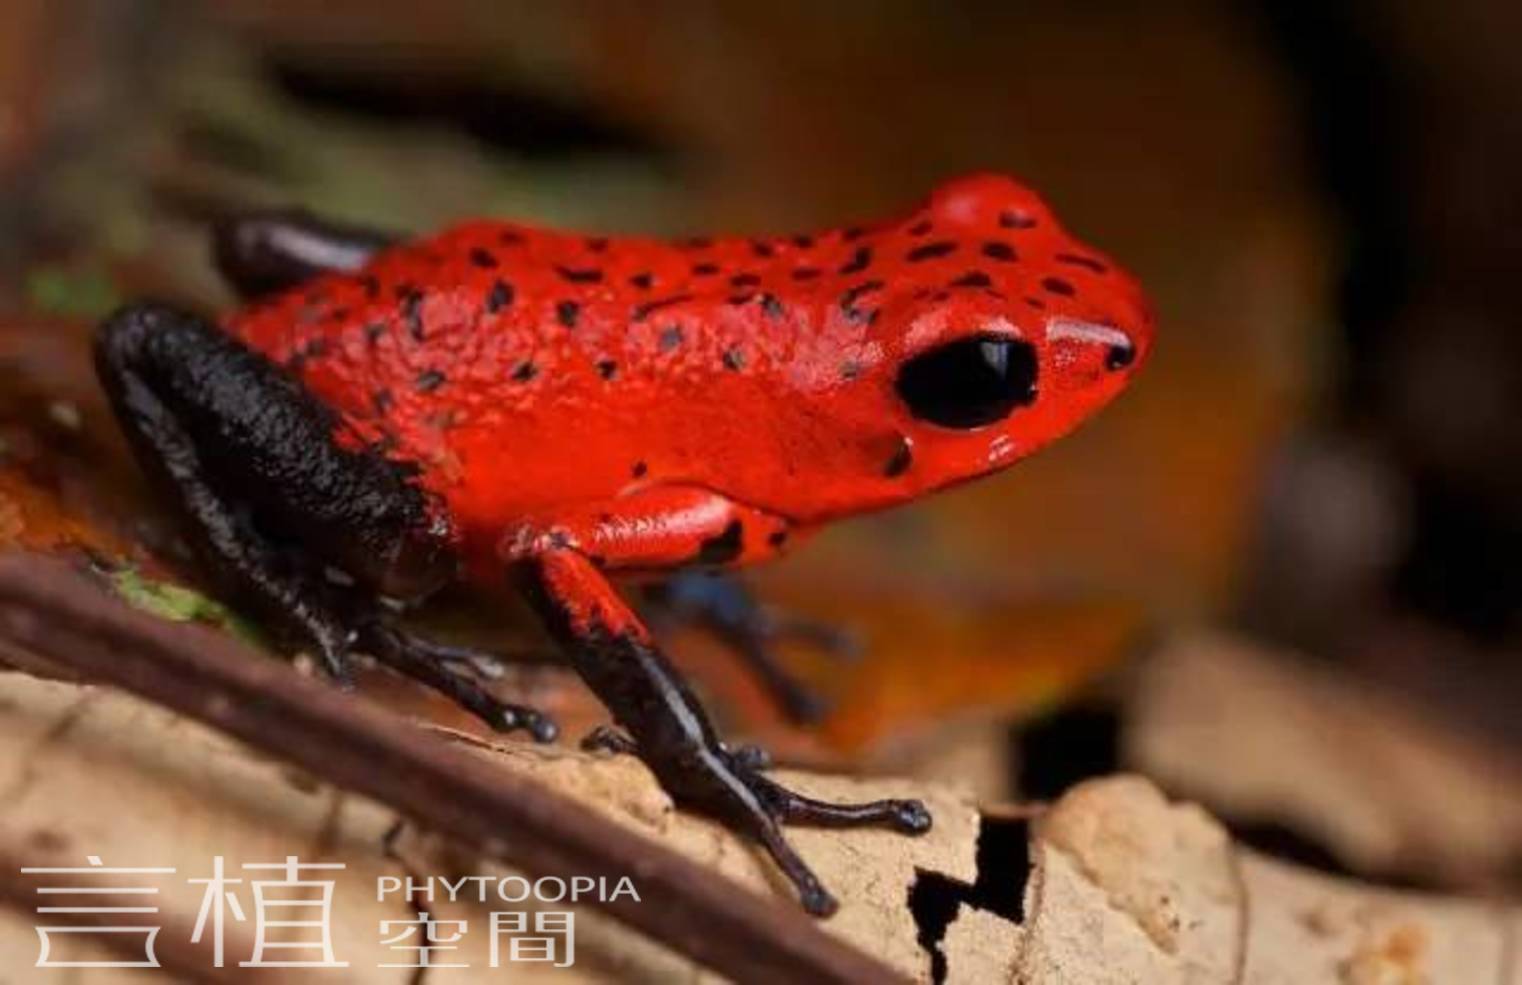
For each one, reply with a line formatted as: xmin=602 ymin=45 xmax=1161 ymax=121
xmin=895 ymin=334 xmax=1038 ymax=428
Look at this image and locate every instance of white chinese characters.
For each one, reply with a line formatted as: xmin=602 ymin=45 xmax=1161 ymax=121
xmin=20 ymin=855 xmax=176 ymax=969
xmin=18 ymin=855 xmax=625 ymax=970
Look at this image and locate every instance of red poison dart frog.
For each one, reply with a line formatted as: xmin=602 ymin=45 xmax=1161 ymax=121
xmin=95 ymin=174 xmax=1152 ymax=915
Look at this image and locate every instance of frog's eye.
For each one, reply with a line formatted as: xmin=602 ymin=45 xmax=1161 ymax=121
xmin=895 ymin=334 xmax=1038 ymax=428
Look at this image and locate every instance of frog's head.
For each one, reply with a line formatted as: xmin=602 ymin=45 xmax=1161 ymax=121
xmin=812 ymin=173 xmax=1154 ymax=511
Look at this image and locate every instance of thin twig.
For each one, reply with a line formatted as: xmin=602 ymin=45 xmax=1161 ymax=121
xmin=0 ymin=552 xmax=907 ymax=985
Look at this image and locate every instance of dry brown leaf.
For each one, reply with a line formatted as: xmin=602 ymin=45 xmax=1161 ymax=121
xmin=1128 ymin=631 xmax=1522 ymax=888
xmin=1 ymin=665 xmax=1516 ymax=983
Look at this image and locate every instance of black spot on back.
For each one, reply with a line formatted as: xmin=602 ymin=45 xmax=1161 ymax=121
xmin=840 ymin=279 xmax=884 ymax=315
xmin=729 ymin=272 xmax=760 ymax=289
xmin=631 ymin=460 xmax=648 ymax=478
xmin=415 ymin=368 xmax=445 ymax=392
xmin=950 ymin=271 xmax=993 ymax=289
xmin=512 ymin=360 xmax=538 ymax=382
xmin=839 ymin=246 xmax=873 ymax=275
xmin=469 ymin=247 xmax=498 ymax=269
xmin=692 ymin=262 xmax=720 ymax=277
xmin=750 ymin=240 xmax=775 ymax=258
xmin=1041 ymin=276 xmax=1076 ymax=297
xmin=596 ymin=358 xmax=618 ymax=380
xmin=585 ymin=237 xmax=609 ymax=253
xmin=486 ymin=279 xmax=514 ymax=313
xmin=907 ymin=241 xmax=957 ymax=262
xmin=629 ymin=271 xmax=654 ymax=290
xmin=722 ymin=347 xmax=746 ymax=371
xmin=399 ymin=286 xmax=425 ymax=340
xmin=792 ymin=267 xmax=821 ymax=281
xmin=760 ymin=293 xmax=785 ymax=319
xmin=791 ymin=234 xmax=815 ymax=249
xmin=981 ymin=241 xmax=1017 ymax=262
xmin=556 ymin=300 xmax=581 ymax=327
xmin=999 ymin=210 xmax=1037 ymax=229
xmin=633 ymin=294 xmax=692 ymax=322
xmin=556 ymin=265 xmax=603 ymax=284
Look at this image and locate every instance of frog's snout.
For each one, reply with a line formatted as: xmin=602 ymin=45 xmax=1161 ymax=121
xmin=1046 ymin=316 xmax=1144 ymax=374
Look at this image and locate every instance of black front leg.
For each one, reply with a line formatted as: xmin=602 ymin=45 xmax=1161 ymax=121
xmin=94 ymin=302 xmax=555 ymax=741
xmin=517 ymin=549 xmax=931 ymax=917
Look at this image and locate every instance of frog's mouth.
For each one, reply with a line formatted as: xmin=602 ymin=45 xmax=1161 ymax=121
xmin=894 ymin=332 xmax=1039 ymax=430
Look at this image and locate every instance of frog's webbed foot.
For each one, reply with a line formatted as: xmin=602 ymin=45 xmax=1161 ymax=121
xmin=520 ymin=549 xmax=931 ymax=916
xmin=739 ymin=763 xmax=931 ymax=915
xmin=582 ymin=723 xmax=926 ymax=916
xmin=644 ymin=572 xmax=861 ymax=725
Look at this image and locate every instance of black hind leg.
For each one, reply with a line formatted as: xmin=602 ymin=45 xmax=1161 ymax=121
xmin=643 ymin=572 xmax=860 ymax=724
xmin=93 ymin=302 xmax=555 ymax=740
xmin=212 ymin=209 xmax=398 ymax=299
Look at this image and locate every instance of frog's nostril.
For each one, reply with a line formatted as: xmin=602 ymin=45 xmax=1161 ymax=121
xmin=1104 ymin=341 xmax=1136 ymax=371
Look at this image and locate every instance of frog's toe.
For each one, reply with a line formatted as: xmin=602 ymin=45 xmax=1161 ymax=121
xmin=890 ymin=799 xmax=933 ymax=833
xmin=726 ymin=742 xmax=772 ymax=771
xmin=494 ymin=705 xmax=559 ymax=743
xmin=743 ymin=768 xmax=937 ymax=835
xmin=799 ymin=883 xmax=839 ymax=919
